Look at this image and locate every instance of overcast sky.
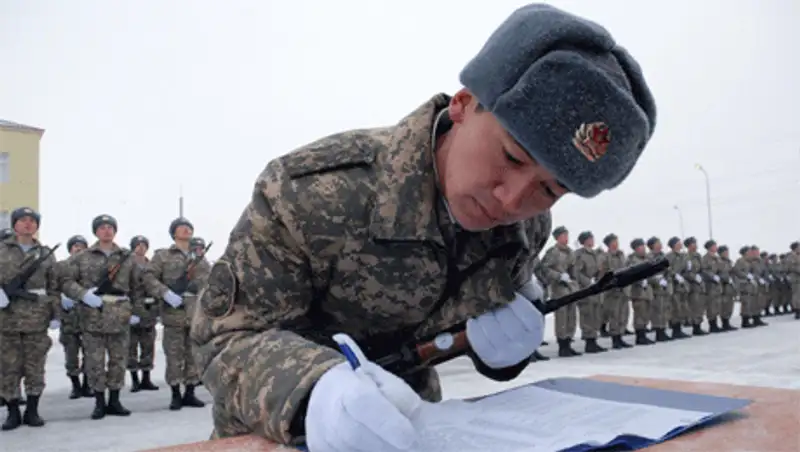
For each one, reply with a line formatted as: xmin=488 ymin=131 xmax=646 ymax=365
xmin=1 ymin=0 xmax=797 ymax=260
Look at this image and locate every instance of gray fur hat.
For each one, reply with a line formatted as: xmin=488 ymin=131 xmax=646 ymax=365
xmin=460 ymin=3 xmax=656 ymax=198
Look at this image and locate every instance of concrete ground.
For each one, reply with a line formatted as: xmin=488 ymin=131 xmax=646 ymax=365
xmin=1 ymin=312 xmax=797 ymax=451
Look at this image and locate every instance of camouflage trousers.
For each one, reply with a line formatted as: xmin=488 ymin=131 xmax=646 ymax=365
xmin=649 ymin=291 xmax=671 ymax=329
xmin=163 ymin=326 xmax=200 ymax=386
xmin=670 ymin=292 xmax=689 ymax=324
xmin=757 ymin=290 xmax=769 ymax=313
xmin=720 ymin=293 xmax=735 ymax=319
xmin=688 ymin=291 xmax=705 ymax=325
xmin=83 ymin=331 xmax=129 ymax=392
xmin=792 ymin=284 xmax=800 ymax=310
xmin=59 ymin=331 xmax=85 ymax=377
xmin=703 ymin=292 xmax=722 ymax=320
xmin=578 ymin=295 xmax=603 ymax=339
xmin=769 ymin=286 xmax=781 ymax=309
xmin=603 ymin=290 xmax=628 ymax=336
xmin=127 ymin=326 xmax=156 ymax=371
xmin=631 ymin=298 xmax=649 ymax=329
xmin=0 ymin=332 xmax=52 ymax=399
xmin=739 ymin=292 xmax=758 ymax=317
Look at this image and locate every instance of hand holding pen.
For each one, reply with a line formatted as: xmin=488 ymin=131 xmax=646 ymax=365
xmin=303 ymin=333 xmax=423 ymax=452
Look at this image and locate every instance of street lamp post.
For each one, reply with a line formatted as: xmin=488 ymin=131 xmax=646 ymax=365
xmin=673 ymin=205 xmax=685 ymax=237
xmin=695 ymin=164 xmax=713 ymax=239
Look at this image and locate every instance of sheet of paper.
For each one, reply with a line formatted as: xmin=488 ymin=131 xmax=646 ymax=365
xmin=411 ymin=384 xmax=713 ymax=452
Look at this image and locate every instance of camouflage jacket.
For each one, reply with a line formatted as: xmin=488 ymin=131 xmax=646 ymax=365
xmin=538 ymin=244 xmax=576 ymax=298
xmin=732 ymin=256 xmax=756 ymax=294
xmin=603 ymin=248 xmax=629 ymax=297
xmin=56 ymin=259 xmax=81 ymax=334
xmin=141 ymin=245 xmax=211 ymax=328
xmin=572 ymin=247 xmax=601 ymax=288
xmin=0 ymin=237 xmax=59 ymax=333
xmin=647 ymin=250 xmax=672 ymax=296
xmin=787 ymin=252 xmax=800 ymax=284
xmin=190 ymin=94 xmax=552 ymax=444
xmin=60 ymin=242 xmax=142 ymax=334
xmin=718 ymin=256 xmax=736 ymax=295
xmin=683 ymin=251 xmax=705 ymax=293
xmin=626 ymin=252 xmax=653 ymax=301
xmin=132 ymin=257 xmax=159 ymax=328
xmin=700 ymin=252 xmax=723 ymax=295
xmin=666 ymin=251 xmax=688 ymax=293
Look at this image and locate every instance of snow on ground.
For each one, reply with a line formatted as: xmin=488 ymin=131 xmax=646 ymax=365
xmin=1 ymin=312 xmax=798 ymax=451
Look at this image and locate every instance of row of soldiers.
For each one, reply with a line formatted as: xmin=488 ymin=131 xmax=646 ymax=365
xmin=0 ymin=207 xmax=211 ymax=431
xmin=534 ymin=227 xmax=800 ymax=358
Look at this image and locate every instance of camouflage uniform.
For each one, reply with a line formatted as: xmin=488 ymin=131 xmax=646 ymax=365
xmin=127 ymin=255 xmax=160 ymax=392
xmin=749 ymin=249 xmax=769 ymax=324
xmin=646 ymin=242 xmax=672 ymax=341
xmin=732 ymin=248 xmax=759 ymax=327
xmin=787 ymin=245 xmax=800 ymax=318
xmin=56 ymin=259 xmax=93 ymax=399
xmin=601 ymin=240 xmax=631 ymax=347
xmin=0 ymin=236 xmax=59 ymax=428
xmin=190 ymin=96 xmax=552 ymax=443
xmin=61 ymin=241 xmax=142 ymax=418
xmin=766 ymin=255 xmax=782 ymax=315
xmin=717 ymin=247 xmax=738 ymax=330
xmin=681 ymin=242 xmax=707 ymax=335
xmin=700 ymin=243 xmax=723 ymax=333
xmin=572 ymin=235 xmax=606 ymax=353
xmin=141 ymin=244 xmax=210 ymax=408
xmin=540 ymin=240 xmax=581 ymax=356
xmin=626 ymin=240 xmax=654 ymax=345
xmin=665 ymin=240 xmax=690 ymax=338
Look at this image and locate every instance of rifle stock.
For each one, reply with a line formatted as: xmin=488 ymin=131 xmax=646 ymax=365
xmin=374 ymin=257 xmax=669 ymax=377
xmin=94 ymin=251 xmax=133 ymax=296
xmin=166 ymin=242 xmax=212 ymax=308
xmin=2 ymin=243 xmax=61 ymax=301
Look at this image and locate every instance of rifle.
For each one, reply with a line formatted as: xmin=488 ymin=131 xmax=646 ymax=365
xmin=2 ymin=243 xmax=61 ymax=301
xmin=373 ymin=257 xmax=669 ymax=378
xmin=95 ymin=251 xmax=133 ymax=297
xmin=167 ymin=242 xmax=212 ymax=306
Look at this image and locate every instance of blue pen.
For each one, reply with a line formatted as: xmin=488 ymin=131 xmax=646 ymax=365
xmin=332 ymin=333 xmax=365 ymax=371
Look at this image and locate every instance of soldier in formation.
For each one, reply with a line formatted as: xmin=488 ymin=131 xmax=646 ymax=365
xmin=59 ymin=235 xmax=93 ymax=399
xmin=141 ymin=218 xmax=209 ymax=411
xmin=701 ymin=240 xmax=723 ymax=333
xmin=541 ymin=226 xmax=581 ymax=357
xmin=646 ymin=237 xmax=671 ymax=342
xmin=127 ymin=235 xmax=159 ymax=392
xmin=572 ymin=231 xmax=606 ymax=353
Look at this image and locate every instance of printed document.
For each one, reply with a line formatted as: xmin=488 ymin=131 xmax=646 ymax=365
xmin=411 ymin=384 xmax=713 ymax=452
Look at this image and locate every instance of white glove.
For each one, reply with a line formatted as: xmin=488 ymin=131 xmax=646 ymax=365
xmin=589 ymin=277 xmax=596 ymax=285
xmin=747 ymin=273 xmax=754 ymax=281
xmin=516 ymin=276 xmax=544 ymax=303
xmin=659 ymin=278 xmax=668 ymax=288
xmin=759 ymin=278 xmax=766 ymax=285
xmin=466 ymin=292 xmax=545 ymax=369
xmin=686 ymin=261 xmax=693 ymax=271
xmin=49 ymin=319 xmax=60 ymax=330
xmin=130 ymin=315 xmax=140 ymax=325
xmin=674 ymin=274 xmax=685 ymax=284
xmin=559 ymin=273 xmax=571 ymax=283
xmin=0 ymin=288 xmax=9 ymax=309
xmin=163 ymin=290 xmax=183 ymax=308
xmin=61 ymin=294 xmax=75 ymax=310
xmin=305 ymin=334 xmax=422 ymax=452
xmin=769 ymin=275 xmax=774 ymax=281
xmin=640 ymin=280 xmax=648 ymax=288
xmin=81 ymin=287 xmax=103 ymax=308
xmin=728 ymin=277 xmax=734 ymax=284
xmin=713 ymin=275 xmax=720 ymax=283
xmin=694 ymin=274 xmax=703 ymax=284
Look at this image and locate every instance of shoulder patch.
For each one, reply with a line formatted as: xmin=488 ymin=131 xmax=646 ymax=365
xmin=281 ymin=131 xmax=378 ymax=179
xmin=200 ymin=260 xmax=237 ymax=319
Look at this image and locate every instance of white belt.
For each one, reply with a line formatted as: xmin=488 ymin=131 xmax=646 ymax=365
xmin=28 ymin=289 xmax=47 ymax=296
xmin=182 ymin=292 xmax=196 ymax=297
xmin=100 ymin=295 xmax=129 ymax=303
xmin=144 ymin=297 xmax=156 ymax=305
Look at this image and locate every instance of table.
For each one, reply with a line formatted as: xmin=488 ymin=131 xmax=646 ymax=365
xmin=146 ymin=374 xmax=800 ymax=451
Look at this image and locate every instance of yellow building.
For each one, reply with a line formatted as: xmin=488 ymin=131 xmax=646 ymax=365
xmin=0 ymin=119 xmax=44 ymax=229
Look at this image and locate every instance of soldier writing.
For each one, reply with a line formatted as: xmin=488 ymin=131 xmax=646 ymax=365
xmin=61 ymin=215 xmax=142 ymax=420
xmin=127 ymin=235 xmax=160 ymax=393
xmin=0 ymin=207 xmax=60 ymax=430
xmin=141 ymin=218 xmax=207 ymax=410
xmin=189 ymin=4 xmax=656 ymax=450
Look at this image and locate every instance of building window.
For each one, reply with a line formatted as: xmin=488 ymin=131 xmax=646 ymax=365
xmin=0 ymin=152 xmax=8 ymax=183
xmin=0 ymin=211 xmax=9 ymax=229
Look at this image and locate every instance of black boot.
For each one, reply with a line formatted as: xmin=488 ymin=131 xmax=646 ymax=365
xmin=105 ymin=389 xmax=131 ymax=416
xmin=708 ymin=318 xmax=722 ymax=333
xmin=68 ymin=375 xmax=82 ymax=399
xmin=22 ymin=394 xmax=44 ymax=427
xmin=721 ymin=318 xmax=737 ymax=331
xmin=611 ymin=335 xmax=632 ymax=349
xmin=670 ymin=323 xmax=690 ymax=339
xmin=599 ymin=324 xmax=609 ymax=337
xmin=557 ymin=339 xmax=582 ymax=357
xmin=795 ymin=311 xmax=800 ymax=320
xmin=91 ymin=392 xmax=106 ymax=420
xmin=741 ymin=316 xmax=753 ymax=328
xmin=752 ymin=316 xmax=768 ymax=327
xmin=584 ymin=338 xmax=607 ymax=354
xmin=182 ymin=384 xmax=206 ymax=408
xmin=81 ymin=374 xmax=93 ymax=398
xmin=169 ymin=385 xmax=183 ymax=411
xmin=139 ymin=371 xmax=159 ymax=391
xmin=655 ymin=328 xmax=671 ymax=342
xmin=635 ymin=330 xmax=654 ymax=345
xmin=624 ymin=329 xmax=635 ymax=336
xmin=692 ymin=324 xmax=708 ymax=336
xmin=0 ymin=398 xmax=4 ymax=407
xmin=1 ymin=399 xmax=22 ymax=431
xmin=129 ymin=371 xmax=141 ymax=393
xmin=530 ymin=350 xmax=550 ymax=361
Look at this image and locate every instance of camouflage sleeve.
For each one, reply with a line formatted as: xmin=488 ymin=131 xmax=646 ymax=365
xmin=194 ymin=260 xmax=212 ymax=290
xmin=190 ymin=164 xmax=345 ymax=444
xmin=683 ymin=256 xmax=699 ymax=279
xmin=141 ymin=252 xmax=169 ymax=298
xmin=731 ymin=259 xmax=748 ymax=280
xmin=572 ymin=252 xmax=590 ymax=286
xmin=128 ymin=263 xmax=146 ymax=318
xmin=700 ymin=255 xmax=715 ymax=281
xmin=46 ymin=254 xmax=60 ymax=321
xmin=510 ymin=211 xmax=551 ymax=288
xmin=61 ymin=253 xmax=91 ymax=301
xmin=539 ymin=248 xmax=562 ymax=283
